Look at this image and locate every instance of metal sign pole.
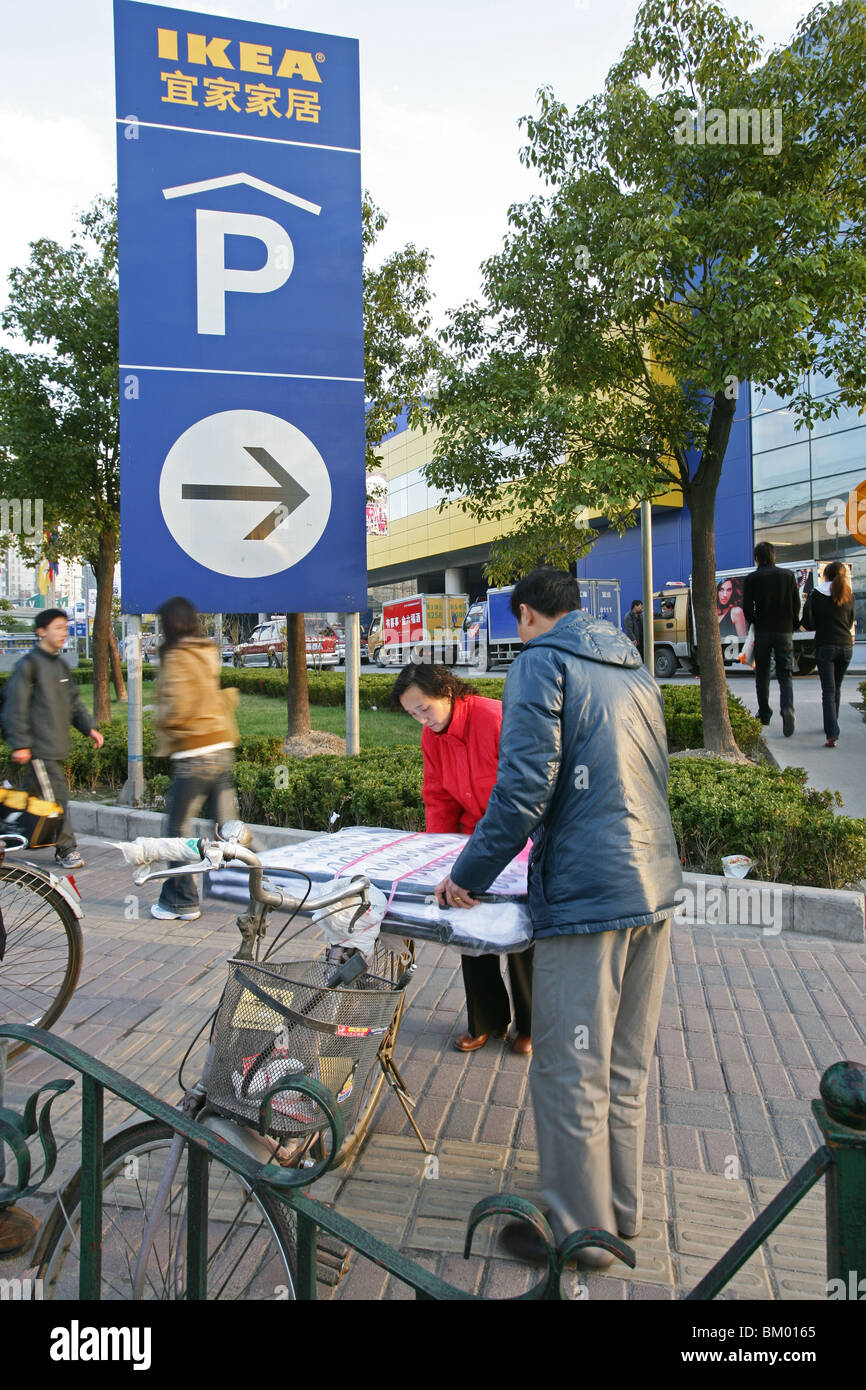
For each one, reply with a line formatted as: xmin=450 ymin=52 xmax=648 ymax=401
xmin=345 ymin=612 xmax=361 ymax=755
xmin=641 ymin=498 xmax=654 ymax=676
xmin=125 ymin=615 xmax=145 ymax=805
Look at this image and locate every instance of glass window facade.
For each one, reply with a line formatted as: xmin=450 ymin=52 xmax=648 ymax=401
xmin=751 ymin=371 xmax=866 ymax=638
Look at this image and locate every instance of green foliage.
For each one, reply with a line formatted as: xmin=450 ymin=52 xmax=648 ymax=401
xmin=1 ymin=690 xmax=862 ymax=885
xmin=362 ymin=194 xmax=440 ymax=469
xmin=661 ymin=684 xmax=763 ymax=756
xmin=0 ymin=195 xmax=119 ymax=567
xmin=859 ymin=681 xmax=866 ymax=721
xmin=668 ymin=757 xmax=866 ymax=890
xmin=427 ymin=0 xmax=866 ymax=755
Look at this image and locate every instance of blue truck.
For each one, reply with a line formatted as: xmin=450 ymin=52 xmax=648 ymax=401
xmin=460 ymin=580 xmax=622 ymax=671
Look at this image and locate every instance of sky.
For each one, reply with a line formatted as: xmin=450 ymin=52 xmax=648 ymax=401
xmin=0 ymin=0 xmax=812 ymax=329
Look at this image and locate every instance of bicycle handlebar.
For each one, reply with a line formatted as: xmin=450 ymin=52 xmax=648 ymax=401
xmin=115 ymin=830 xmax=371 ymax=916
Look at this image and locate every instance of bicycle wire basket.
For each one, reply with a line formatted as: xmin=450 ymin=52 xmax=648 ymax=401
xmin=207 ymin=955 xmax=404 ymax=1139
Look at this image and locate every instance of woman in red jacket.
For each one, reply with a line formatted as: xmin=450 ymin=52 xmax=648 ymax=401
xmin=391 ymin=664 xmax=532 ymax=1055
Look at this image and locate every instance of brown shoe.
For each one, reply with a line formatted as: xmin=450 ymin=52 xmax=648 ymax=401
xmin=0 ymin=1205 xmax=41 ymax=1259
xmin=453 ymin=1032 xmax=491 ymax=1052
xmin=510 ymin=1034 xmax=532 ymax=1056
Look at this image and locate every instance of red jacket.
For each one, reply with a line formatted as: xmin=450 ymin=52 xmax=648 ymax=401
xmin=421 ymin=694 xmax=503 ymax=834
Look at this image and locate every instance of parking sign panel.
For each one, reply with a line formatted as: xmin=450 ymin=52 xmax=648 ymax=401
xmin=115 ymin=1 xmax=365 ymax=613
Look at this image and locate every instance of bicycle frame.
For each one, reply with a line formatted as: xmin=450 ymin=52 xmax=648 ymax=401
xmin=123 ymin=826 xmax=390 ymax=1298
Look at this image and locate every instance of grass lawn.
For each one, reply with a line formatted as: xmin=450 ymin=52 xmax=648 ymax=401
xmin=76 ymin=685 xmax=421 ymax=749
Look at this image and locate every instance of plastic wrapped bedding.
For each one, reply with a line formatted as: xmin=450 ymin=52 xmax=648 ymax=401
xmin=206 ymin=827 xmax=532 ymax=955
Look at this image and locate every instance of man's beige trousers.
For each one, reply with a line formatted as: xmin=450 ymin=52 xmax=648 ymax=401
xmin=529 ymin=919 xmax=671 ymax=1245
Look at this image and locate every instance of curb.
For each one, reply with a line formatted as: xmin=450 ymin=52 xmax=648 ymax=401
xmin=68 ymin=800 xmax=318 ymax=852
xmin=675 ymin=870 xmax=865 ymax=943
xmin=68 ymin=803 xmax=865 ymax=943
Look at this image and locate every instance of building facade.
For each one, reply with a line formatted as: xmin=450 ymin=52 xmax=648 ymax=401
xmin=367 ymin=383 xmax=866 ymax=640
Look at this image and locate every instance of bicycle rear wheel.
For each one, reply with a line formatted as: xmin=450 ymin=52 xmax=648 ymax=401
xmin=0 ymin=862 xmax=83 ymax=1061
xmin=37 ymin=1120 xmax=297 ymax=1300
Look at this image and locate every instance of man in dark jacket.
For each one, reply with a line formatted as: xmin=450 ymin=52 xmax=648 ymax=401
xmin=3 ymin=608 xmax=103 ymax=869
xmin=742 ymin=541 xmax=800 ymax=736
xmin=436 ymin=569 xmax=681 ymax=1269
xmin=623 ymin=598 xmax=644 ymax=658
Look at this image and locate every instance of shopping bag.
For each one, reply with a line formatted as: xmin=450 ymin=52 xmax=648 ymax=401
xmin=0 ymin=759 xmax=63 ymax=848
xmin=738 ymin=625 xmax=756 ymax=668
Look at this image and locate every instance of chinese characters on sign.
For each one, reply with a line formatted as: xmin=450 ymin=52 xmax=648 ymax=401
xmin=157 ymin=27 xmax=322 ymax=123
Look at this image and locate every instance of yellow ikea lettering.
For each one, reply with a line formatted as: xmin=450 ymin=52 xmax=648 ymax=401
xmin=276 ymin=50 xmax=322 ymax=82
xmin=187 ymin=34 xmax=234 ymax=68
xmin=239 ymin=42 xmax=273 ymax=74
xmin=157 ymin=28 xmax=178 ymax=60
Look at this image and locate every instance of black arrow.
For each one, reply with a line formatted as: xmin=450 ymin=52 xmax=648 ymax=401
xmin=182 ymin=446 xmax=310 ymax=540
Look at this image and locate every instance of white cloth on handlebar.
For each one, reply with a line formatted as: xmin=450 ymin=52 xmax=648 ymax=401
xmin=312 ymin=879 xmax=386 ymax=962
xmin=114 ymin=837 xmax=225 ymax=883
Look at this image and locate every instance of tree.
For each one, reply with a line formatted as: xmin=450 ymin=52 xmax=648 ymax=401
xmin=427 ymin=0 xmax=866 ymax=755
xmin=284 ymin=192 xmax=440 ymax=740
xmin=0 ymin=195 xmax=124 ymax=722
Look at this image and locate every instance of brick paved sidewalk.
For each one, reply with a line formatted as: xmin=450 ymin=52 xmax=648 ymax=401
xmin=2 ymin=834 xmax=864 ymax=1300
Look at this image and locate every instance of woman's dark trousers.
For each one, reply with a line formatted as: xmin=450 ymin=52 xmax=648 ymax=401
xmin=462 ymin=947 xmax=534 ymax=1037
xmin=816 ymin=644 xmax=852 ymax=742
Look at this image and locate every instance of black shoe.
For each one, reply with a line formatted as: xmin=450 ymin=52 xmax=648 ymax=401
xmin=758 ymin=713 xmax=771 ymax=726
xmin=782 ymin=710 xmax=795 ymax=737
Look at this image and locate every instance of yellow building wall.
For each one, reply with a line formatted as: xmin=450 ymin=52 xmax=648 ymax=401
xmin=367 ymin=424 xmax=508 ymax=571
xmin=367 ymin=424 xmax=683 ymax=572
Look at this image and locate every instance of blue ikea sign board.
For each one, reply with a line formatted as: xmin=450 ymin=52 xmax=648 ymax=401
xmin=114 ymin=1 xmax=365 ymax=614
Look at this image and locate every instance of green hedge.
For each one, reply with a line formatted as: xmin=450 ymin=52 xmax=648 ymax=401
xmin=2 ymin=721 xmax=863 ymax=888
xmin=669 ymin=757 xmax=866 ymax=890
xmin=216 ymin=668 xmax=507 ymax=707
xmin=661 ymin=684 xmax=764 ymax=757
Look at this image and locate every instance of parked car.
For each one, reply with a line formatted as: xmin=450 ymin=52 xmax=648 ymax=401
xmin=221 ymin=641 xmax=236 ymax=664
xmin=232 ymin=620 xmax=339 ymax=669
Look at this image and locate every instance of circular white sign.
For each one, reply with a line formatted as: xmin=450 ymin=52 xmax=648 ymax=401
xmin=159 ymin=409 xmax=332 ymax=578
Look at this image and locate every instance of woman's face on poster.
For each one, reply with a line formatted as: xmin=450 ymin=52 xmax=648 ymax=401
xmin=717 ymin=578 xmax=734 ymax=608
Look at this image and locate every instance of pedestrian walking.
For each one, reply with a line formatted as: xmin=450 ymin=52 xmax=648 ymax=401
xmin=151 ymin=597 xmax=239 ymax=921
xmin=2 ymin=607 xmax=104 ymax=869
xmin=391 ymin=663 xmax=533 ymax=1055
xmin=435 ymin=569 xmax=681 ymax=1268
xmin=802 ymin=561 xmax=856 ymax=748
xmin=623 ymin=598 xmax=644 ymax=658
xmin=742 ymin=541 xmax=800 ymax=735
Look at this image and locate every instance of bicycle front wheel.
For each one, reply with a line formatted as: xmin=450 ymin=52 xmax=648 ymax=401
xmin=37 ymin=1121 xmax=298 ymax=1300
xmin=0 ymin=862 xmax=83 ymax=1061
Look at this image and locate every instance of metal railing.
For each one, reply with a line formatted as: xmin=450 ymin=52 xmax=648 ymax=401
xmin=1 ymin=1025 xmax=864 ymax=1300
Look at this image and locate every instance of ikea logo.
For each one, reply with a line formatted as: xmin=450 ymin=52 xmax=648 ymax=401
xmin=157 ymin=29 xmax=323 ymax=83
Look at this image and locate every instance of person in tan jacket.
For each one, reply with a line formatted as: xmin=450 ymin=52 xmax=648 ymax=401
xmin=151 ymin=596 xmax=240 ymax=921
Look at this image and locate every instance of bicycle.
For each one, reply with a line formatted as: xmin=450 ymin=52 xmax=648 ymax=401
xmin=35 ymin=820 xmax=422 ymax=1300
xmin=0 ymin=833 xmax=84 ymax=1062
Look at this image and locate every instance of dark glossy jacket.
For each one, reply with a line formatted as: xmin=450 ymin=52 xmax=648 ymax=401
xmin=452 ymin=610 xmax=682 ymax=936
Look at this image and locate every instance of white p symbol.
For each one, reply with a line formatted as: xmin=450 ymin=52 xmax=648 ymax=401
xmin=196 ymin=210 xmax=294 ymax=336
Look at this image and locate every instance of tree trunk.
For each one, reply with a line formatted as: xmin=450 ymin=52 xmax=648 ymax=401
xmin=285 ymin=613 xmax=311 ymax=739
xmin=108 ymin=626 xmax=127 ymax=702
xmin=91 ymin=529 xmax=117 ymax=724
xmin=686 ymin=388 xmax=740 ymax=758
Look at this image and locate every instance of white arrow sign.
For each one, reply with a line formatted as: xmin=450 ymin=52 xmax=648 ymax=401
xmin=159 ymin=409 xmax=332 ymax=578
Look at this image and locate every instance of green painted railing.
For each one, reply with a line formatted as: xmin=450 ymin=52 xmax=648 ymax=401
xmin=1 ymin=1026 xmax=864 ymax=1301
xmin=0 ymin=1025 xmax=633 ymax=1300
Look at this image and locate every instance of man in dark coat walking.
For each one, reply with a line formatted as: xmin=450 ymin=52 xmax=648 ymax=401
xmin=3 ymin=608 xmax=103 ymax=868
xmin=742 ymin=541 xmax=801 ymax=736
xmin=436 ymin=569 xmax=681 ymax=1270
xmin=623 ymin=598 xmax=644 ymax=659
